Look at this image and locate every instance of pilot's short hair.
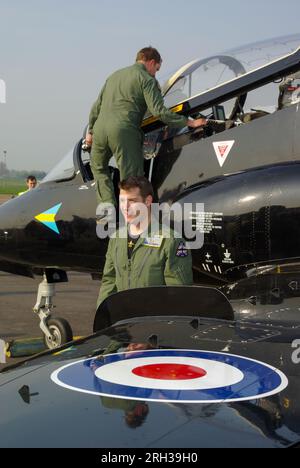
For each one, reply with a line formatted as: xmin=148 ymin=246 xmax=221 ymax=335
xmin=27 ymin=175 xmax=37 ymax=182
xmin=119 ymin=176 xmax=154 ymax=200
xmin=136 ymin=47 xmax=162 ymax=64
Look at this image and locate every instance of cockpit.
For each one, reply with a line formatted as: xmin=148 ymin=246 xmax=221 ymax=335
xmin=41 ymin=34 xmax=300 ymax=187
xmin=42 ymin=149 xmax=75 ymax=183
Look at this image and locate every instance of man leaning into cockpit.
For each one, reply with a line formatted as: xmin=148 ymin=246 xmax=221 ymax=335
xmin=86 ymin=46 xmax=206 ymax=209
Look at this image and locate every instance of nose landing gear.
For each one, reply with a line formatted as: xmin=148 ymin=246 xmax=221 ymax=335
xmin=33 ymin=273 xmax=73 ymax=349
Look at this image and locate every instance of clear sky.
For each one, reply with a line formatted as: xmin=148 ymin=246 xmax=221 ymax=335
xmin=0 ymin=0 xmax=300 ymax=173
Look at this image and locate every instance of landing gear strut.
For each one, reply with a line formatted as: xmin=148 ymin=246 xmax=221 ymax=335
xmin=33 ymin=273 xmax=73 ymax=349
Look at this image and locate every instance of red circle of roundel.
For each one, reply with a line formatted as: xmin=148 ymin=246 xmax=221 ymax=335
xmin=132 ymin=363 xmax=207 ymax=380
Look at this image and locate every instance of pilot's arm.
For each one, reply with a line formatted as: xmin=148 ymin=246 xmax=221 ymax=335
xmin=88 ymin=81 xmax=107 ymax=136
xmin=97 ymin=239 xmax=117 ymax=307
xmin=164 ymin=238 xmax=193 ymax=286
xmin=142 ymin=77 xmax=206 ymax=129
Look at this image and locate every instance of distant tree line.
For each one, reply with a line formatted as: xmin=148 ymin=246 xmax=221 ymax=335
xmin=0 ymin=164 xmax=46 ymax=180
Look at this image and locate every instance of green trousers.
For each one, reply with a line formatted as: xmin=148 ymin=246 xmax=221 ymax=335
xmin=90 ymin=122 xmax=144 ymax=207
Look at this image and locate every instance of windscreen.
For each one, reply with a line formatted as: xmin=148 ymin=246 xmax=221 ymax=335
xmin=162 ymin=34 xmax=300 ymax=111
xmin=94 ymin=286 xmax=234 ymax=332
xmin=42 ymin=149 xmax=75 ymax=183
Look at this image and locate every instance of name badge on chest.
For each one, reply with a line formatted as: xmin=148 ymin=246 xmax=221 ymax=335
xmin=143 ymin=235 xmax=163 ymax=248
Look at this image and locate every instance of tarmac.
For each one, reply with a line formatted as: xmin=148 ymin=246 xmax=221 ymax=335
xmin=0 ymin=194 xmax=99 ymax=371
xmin=0 ymin=271 xmax=100 ymax=370
xmin=0 ymin=194 xmax=11 ymax=204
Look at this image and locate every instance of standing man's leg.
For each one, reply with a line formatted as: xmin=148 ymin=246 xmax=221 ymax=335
xmin=90 ymin=136 xmax=116 ymax=207
xmin=109 ymin=127 xmax=144 ymax=182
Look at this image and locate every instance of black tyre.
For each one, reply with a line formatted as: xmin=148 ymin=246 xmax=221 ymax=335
xmin=43 ymin=317 xmax=73 ymax=350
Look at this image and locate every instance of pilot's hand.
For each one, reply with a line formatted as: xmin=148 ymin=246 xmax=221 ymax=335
xmin=187 ymin=118 xmax=207 ymax=128
xmin=85 ymin=133 xmax=93 ymax=147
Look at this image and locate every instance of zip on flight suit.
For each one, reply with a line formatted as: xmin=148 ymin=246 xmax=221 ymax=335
xmin=98 ymin=226 xmax=193 ymax=307
xmin=89 ymin=62 xmax=188 ymax=206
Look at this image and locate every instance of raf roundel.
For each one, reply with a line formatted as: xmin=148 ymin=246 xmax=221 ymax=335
xmin=51 ymin=349 xmax=288 ymax=404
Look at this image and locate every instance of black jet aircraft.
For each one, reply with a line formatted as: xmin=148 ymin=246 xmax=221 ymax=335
xmin=1 ymin=34 xmax=300 ymax=347
xmin=0 ymin=286 xmax=300 ymax=448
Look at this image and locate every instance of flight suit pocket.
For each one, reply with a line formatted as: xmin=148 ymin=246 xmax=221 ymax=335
xmin=174 ymin=265 xmax=191 ymax=285
xmin=114 ymin=245 xmax=127 ymax=290
xmin=146 ymin=264 xmax=165 ymax=286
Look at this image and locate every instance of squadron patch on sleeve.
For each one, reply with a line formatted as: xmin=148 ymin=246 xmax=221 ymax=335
xmin=176 ymin=241 xmax=189 ymax=257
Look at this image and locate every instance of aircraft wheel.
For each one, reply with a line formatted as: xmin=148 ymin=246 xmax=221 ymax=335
xmin=44 ymin=318 xmax=73 ymax=350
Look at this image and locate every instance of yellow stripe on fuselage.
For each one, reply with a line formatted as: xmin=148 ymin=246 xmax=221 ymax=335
xmin=35 ymin=214 xmax=56 ymax=223
xmin=171 ymin=104 xmax=184 ymax=113
xmin=141 ymin=104 xmax=184 ymax=128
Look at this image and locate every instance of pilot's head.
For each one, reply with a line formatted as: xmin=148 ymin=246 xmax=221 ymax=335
xmin=136 ymin=46 xmax=162 ymax=77
xmin=119 ymin=176 xmax=154 ymax=225
xmin=125 ymin=403 xmax=149 ymax=429
xmin=26 ymin=176 xmax=37 ymax=190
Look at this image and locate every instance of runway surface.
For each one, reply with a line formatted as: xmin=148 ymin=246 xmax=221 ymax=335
xmin=0 ymin=271 xmax=100 ymax=371
xmin=0 ymin=194 xmax=11 ymax=204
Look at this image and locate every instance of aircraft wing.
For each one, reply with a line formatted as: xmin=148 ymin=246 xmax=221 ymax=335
xmin=1 ymin=287 xmax=300 ymax=448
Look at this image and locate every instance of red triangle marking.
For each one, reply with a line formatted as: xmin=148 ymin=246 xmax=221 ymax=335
xmin=218 ymin=145 xmax=228 ymax=157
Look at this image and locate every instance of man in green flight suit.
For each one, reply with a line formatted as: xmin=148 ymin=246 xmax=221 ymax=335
xmin=97 ymin=176 xmax=193 ymax=307
xmin=86 ymin=46 xmax=206 ymax=207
